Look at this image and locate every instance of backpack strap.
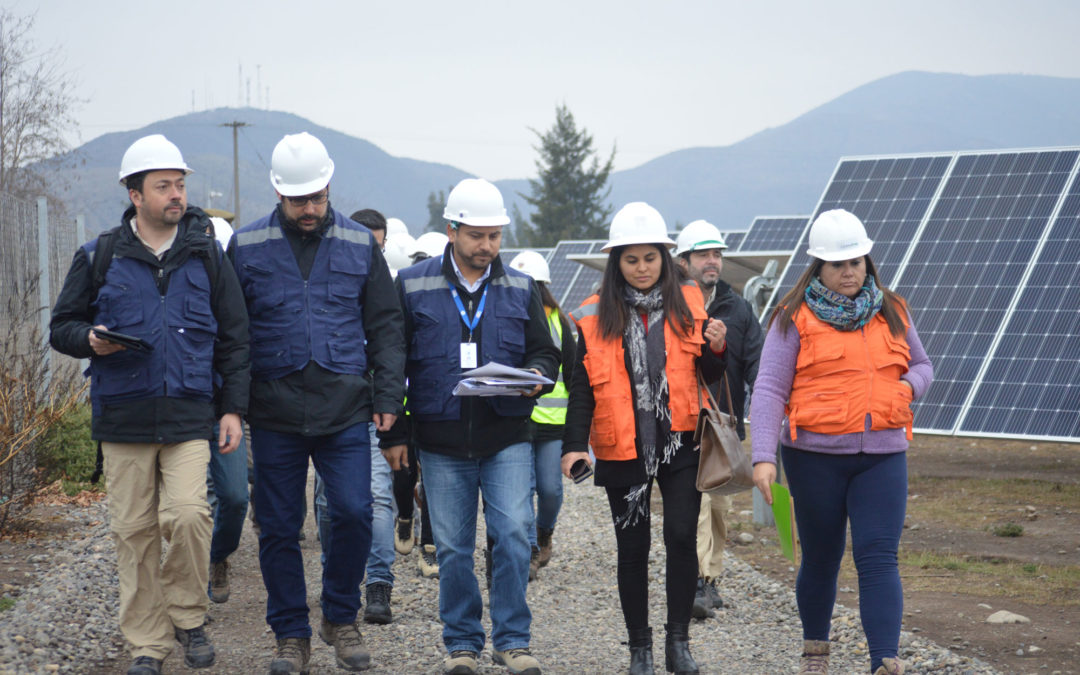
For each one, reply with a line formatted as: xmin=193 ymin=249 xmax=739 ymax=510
xmin=89 ymin=227 xmax=121 ymax=301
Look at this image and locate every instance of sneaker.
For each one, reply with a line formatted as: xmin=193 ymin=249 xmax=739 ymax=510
xmin=691 ymin=578 xmax=714 ymax=619
xmin=126 ymin=656 xmax=162 ymax=675
xmin=444 ymin=650 xmax=479 ymax=675
xmin=174 ymin=624 xmax=215 ymax=668
xmin=395 ymin=517 xmax=416 ymax=554
xmin=419 ymin=544 xmax=439 ymax=578
xmin=209 ymin=559 xmax=230 ymax=603
xmin=493 ymin=647 xmax=542 ymax=675
xmin=319 ymin=617 xmax=370 ymax=671
xmin=706 ymin=577 xmax=724 ymax=609
xmin=362 ymin=582 xmax=393 ymax=624
xmin=528 ymin=546 xmax=540 ymax=581
xmin=799 ymin=639 xmax=830 ymax=674
xmin=536 ymin=527 xmax=554 ymax=568
xmin=269 ymin=637 xmax=310 ymax=675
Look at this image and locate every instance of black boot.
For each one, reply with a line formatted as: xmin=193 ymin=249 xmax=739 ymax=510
xmin=628 ymin=627 xmax=654 ymax=675
xmin=664 ymin=623 xmax=699 ymax=674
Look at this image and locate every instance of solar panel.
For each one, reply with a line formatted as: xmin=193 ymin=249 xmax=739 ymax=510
xmin=736 ymin=217 xmax=808 ymax=252
xmin=722 ymin=231 xmax=746 ymax=250
xmin=560 ymin=241 xmax=606 ymax=312
xmin=546 ymin=241 xmax=593 ymax=308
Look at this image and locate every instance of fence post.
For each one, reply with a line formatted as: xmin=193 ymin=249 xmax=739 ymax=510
xmin=76 ymin=214 xmax=89 ymax=377
xmin=37 ymin=197 xmax=51 ymax=389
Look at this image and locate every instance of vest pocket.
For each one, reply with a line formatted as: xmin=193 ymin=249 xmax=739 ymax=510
xmin=98 ymin=287 xmax=144 ymax=330
xmin=590 ymin=409 xmax=618 ymax=448
xmin=242 ymin=263 xmax=285 ymax=314
xmin=94 ymin=352 xmax=150 ymax=398
xmin=328 ymin=334 xmax=365 ymax=366
xmin=411 ymin=310 xmax=447 ymax=360
xmin=181 ymin=358 xmax=213 ymax=395
xmin=252 ymin=334 xmax=290 ymax=363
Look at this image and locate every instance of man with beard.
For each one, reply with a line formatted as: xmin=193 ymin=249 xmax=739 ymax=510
xmin=230 ymin=133 xmax=405 ymax=674
xmin=674 ymin=219 xmax=762 ymax=619
xmin=380 ymin=178 xmax=559 ymax=675
xmin=50 ymin=135 xmax=250 ymax=675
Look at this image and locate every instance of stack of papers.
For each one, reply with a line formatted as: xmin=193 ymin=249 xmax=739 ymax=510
xmin=452 ymin=362 xmax=554 ymax=397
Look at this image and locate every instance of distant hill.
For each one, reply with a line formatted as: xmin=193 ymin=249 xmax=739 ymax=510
xmin=49 ymin=72 xmax=1080 ymax=238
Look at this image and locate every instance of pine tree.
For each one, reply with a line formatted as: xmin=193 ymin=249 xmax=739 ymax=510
xmin=518 ymin=105 xmax=615 ymax=246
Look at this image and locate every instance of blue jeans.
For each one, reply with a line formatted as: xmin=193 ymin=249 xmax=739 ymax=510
xmin=206 ymin=423 xmax=249 ymax=565
xmin=528 ymin=437 xmax=564 ymax=548
xmin=315 ymin=425 xmax=396 ymax=586
xmin=419 ymin=443 xmax=533 ymax=653
xmin=251 ymin=423 xmax=373 ymax=638
xmin=781 ymin=446 xmax=907 ymax=674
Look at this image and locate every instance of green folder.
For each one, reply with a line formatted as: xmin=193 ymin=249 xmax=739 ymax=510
xmin=771 ymin=483 xmax=797 ymax=563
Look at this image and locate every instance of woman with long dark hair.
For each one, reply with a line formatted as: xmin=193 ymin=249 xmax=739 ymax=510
xmin=751 ymin=210 xmax=933 ymax=675
xmin=562 ymin=202 xmax=727 ymax=675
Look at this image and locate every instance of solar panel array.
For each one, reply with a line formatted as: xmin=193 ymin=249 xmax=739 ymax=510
xmin=761 ymin=147 xmax=1080 ymax=441
xmin=735 ymin=217 xmax=808 ymax=252
xmin=722 ymin=231 xmax=746 ymax=250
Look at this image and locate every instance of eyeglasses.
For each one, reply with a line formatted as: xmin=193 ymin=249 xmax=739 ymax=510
xmin=285 ymin=192 xmax=329 ymax=207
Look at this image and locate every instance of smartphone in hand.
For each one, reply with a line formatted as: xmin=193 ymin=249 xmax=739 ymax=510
xmin=569 ymin=458 xmax=593 ymax=484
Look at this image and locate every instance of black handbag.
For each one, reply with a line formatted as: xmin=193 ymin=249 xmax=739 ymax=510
xmin=694 ymin=369 xmax=754 ymax=495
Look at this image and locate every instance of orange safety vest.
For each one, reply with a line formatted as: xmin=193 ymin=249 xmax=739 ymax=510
xmin=786 ymin=305 xmax=914 ymax=440
xmin=571 ymin=283 xmax=709 ymax=461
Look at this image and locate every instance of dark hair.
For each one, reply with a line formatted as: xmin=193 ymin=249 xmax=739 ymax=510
xmin=768 ymin=254 xmax=907 ymax=336
xmin=350 ymin=208 xmax=387 ymax=232
xmin=125 ymin=171 xmax=147 ymax=194
xmin=597 ymin=244 xmax=694 ymax=340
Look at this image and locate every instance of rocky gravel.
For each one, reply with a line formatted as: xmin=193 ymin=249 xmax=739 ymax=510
xmin=0 ymin=479 xmax=1006 ymax=674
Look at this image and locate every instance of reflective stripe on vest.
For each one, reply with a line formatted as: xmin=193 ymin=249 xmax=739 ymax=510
xmin=531 ymin=309 xmax=568 ymax=425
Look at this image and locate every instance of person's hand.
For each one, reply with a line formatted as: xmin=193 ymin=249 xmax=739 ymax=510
xmin=382 ymin=444 xmax=408 ymax=470
xmin=901 ymin=380 xmax=914 ymax=395
xmin=88 ymin=325 xmax=125 ymax=356
xmin=705 ymin=318 xmax=727 ymax=352
xmin=561 ymin=451 xmax=591 ymax=479
xmin=753 ymin=462 xmax=776 ymax=504
xmin=523 ymin=368 xmax=544 ymax=398
xmin=218 ymin=413 xmax=243 ymax=454
xmin=373 ymin=412 xmax=397 ymax=432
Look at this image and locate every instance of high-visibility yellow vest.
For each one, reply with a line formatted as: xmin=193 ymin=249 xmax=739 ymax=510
xmin=531 ymin=308 xmax=569 ymax=426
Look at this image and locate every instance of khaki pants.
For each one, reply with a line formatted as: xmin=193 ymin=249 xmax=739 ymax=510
xmin=102 ymin=440 xmax=212 ymax=660
xmin=696 ymin=492 xmax=731 ymax=580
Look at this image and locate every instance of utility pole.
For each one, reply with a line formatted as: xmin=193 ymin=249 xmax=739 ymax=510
xmin=220 ymin=121 xmax=249 ymax=223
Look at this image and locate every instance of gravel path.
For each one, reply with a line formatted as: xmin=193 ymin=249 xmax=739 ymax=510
xmin=0 ymin=476 xmax=1003 ymax=674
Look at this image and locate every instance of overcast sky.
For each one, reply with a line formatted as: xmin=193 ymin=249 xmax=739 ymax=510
xmin=20 ymin=0 xmax=1080 ymax=180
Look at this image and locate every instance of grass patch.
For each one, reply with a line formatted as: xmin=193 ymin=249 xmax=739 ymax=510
xmin=0 ymin=597 xmax=14 ymax=611
xmin=899 ymin=551 xmax=1080 ymax=606
xmin=992 ymin=522 xmax=1024 ymax=537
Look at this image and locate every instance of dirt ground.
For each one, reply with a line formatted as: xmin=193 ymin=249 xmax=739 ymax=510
xmin=729 ymin=434 xmax=1080 ymax=675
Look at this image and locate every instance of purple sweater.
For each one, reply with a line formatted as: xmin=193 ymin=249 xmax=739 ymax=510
xmin=750 ymin=312 xmax=934 ymax=465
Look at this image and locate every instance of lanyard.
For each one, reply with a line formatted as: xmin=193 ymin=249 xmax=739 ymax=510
xmin=449 ymin=282 xmax=488 ymax=341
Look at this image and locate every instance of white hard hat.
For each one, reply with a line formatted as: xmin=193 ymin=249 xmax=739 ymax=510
xmin=383 ymin=233 xmax=416 ymax=271
xmin=806 ymin=209 xmax=873 ymax=261
xmin=386 ymin=217 xmax=409 ymax=238
xmin=270 ymin=132 xmax=335 ymax=197
xmin=601 ymin=202 xmax=675 ymax=252
xmin=674 ymin=220 xmax=727 ymax=256
xmin=412 ymin=232 xmax=449 ymax=260
xmin=119 ymin=134 xmax=192 ymax=185
xmin=509 ymin=250 xmax=551 ymax=283
xmin=209 ymin=217 xmax=234 ymax=250
xmin=443 ymin=178 xmax=510 ymax=227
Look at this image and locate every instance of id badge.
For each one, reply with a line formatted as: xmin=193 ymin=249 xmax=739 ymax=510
xmin=460 ymin=342 xmax=478 ymax=369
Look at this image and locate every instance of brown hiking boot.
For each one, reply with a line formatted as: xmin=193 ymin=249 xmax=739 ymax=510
xmin=536 ymin=527 xmax=553 ymax=568
xmin=443 ymin=650 xmax=479 ymax=675
xmin=799 ymin=639 xmax=830 ymax=674
xmin=493 ymin=647 xmax=542 ymax=675
xmin=269 ymin=637 xmax=310 ymax=675
xmin=209 ymin=560 xmax=230 ymax=603
xmin=319 ymin=618 xmax=370 ymax=671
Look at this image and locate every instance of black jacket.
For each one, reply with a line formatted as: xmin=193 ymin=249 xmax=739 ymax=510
xmin=705 ymin=280 xmax=762 ymax=440
xmin=50 ymin=206 xmax=250 ymax=443
xmin=380 ymin=250 xmax=560 ymax=459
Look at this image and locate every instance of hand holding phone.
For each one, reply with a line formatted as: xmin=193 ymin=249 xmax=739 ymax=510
xmin=569 ymin=458 xmax=593 ymax=484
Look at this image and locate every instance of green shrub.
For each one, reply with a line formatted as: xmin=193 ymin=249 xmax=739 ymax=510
xmin=0 ymin=597 xmax=15 ymax=612
xmin=992 ymin=522 xmax=1024 ymax=538
xmin=36 ymin=401 xmax=96 ymax=489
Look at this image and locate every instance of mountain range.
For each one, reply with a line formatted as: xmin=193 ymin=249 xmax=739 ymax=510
xmin=49 ymin=71 xmax=1080 ymax=237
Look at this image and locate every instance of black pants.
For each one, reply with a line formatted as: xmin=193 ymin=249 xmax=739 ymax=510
xmin=605 ymin=459 xmax=701 ymax=631
xmin=392 ymin=443 xmax=434 ymax=546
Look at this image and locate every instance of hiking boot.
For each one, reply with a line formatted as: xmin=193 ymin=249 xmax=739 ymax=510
xmin=628 ymin=627 xmax=654 ymax=675
xmin=705 ymin=578 xmax=723 ymax=609
xmin=319 ymin=617 xmax=370 ymax=671
xmin=528 ymin=546 xmax=540 ymax=581
xmin=209 ymin=559 xmax=230 ymax=603
xmin=174 ymin=624 xmax=215 ymax=668
xmin=444 ymin=650 xmax=479 ymax=675
xmin=394 ymin=517 xmax=415 ymax=554
xmin=536 ymin=526 xmax=554 ymax=568
xmin=691 ymin=578 xmax=714 ymax=619
xmin=798 ymin=639 xmax=830 ymax=674
xmin=492 ymin=647 xmax=542 ymax=675
xmin=664 ymin=623 xmax=699 ymax=675
xmin=420 ymin=544 xmax=439 ymax=578
xmin=872 ymin=657 xmax=905 ymax=675
xmin=126 ymin=656 xmax=162 ymax=675
xmin=269 ymin=637 xmax=310 ymax=675
xmin=362 ymin=582 xmax=393 ymax=624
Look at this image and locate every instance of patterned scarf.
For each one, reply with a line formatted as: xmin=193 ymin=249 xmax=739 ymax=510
xmin=617 ymin=285 xmax=679 ymax=528
xmin=804 ymin=274 xmax=883 ymax=331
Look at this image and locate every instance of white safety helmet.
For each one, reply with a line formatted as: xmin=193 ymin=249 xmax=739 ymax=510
xmin=269 ymin=132 xmax=335 ymax=197
xmin=509 ymin=250 xmax=551 ymax=283
xmin=674 ymin=220 xmax=727 ymax=257
xmin=806 ymin=209 xmax=873 ymax=261
xmin=383 ymin=233 xmax=416 ymax=271
xmin=443 ymin=178 xmax=510 ymax=227
xmin=601 ymin=202 xmax=675 ymax=252
xmin=412 ymin=232 xmax=449 ymax=260
xmin=385 ymin=217 xmax=409 ymax=238
xmin=209 ymin=217 xmax=234 ymax=250
xmin=119 ymin=134 xmax=192 ymax=186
